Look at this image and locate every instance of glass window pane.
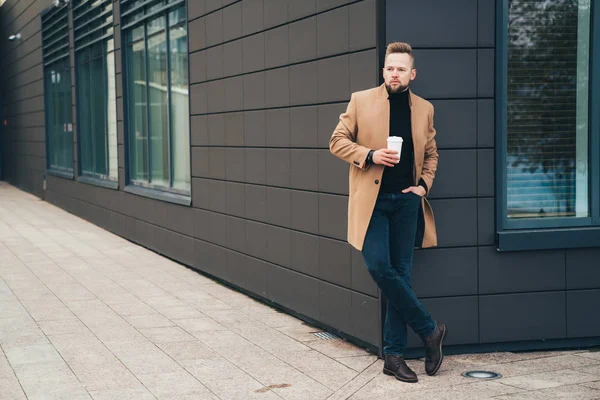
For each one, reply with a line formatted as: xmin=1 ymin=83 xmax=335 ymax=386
xmin=507 ymin=0 xmax=590 ymax=220
xmin=128 ymin=36 xmax=149 ymax=183
xmin=77 ymin=50 xmax=93 ymax=174
xmin=91 ymin=52 xmax=107 ymax=176
xmin=106 ymin=42 xmax=118 ymax=179
xmin=62 ymin=59 xmax=74 ymax=170
xmin=169 ymin=8 xmax=189 ymax=192
xmin=147 ymin=31 xmax=169 ymax=187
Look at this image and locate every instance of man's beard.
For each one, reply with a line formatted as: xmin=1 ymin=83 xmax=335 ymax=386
xmin=386 ymin=82 xmax=409 ymax=94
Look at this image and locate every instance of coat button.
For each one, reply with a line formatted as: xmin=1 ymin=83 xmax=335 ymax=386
xmin=374 ymin=180 xmax=379 ymax=184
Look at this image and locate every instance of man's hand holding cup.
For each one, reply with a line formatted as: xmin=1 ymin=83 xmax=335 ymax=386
xmin=373 ymin=136 xmax=404 ymax=167
xmin=373 ymin=149 xmax=400 ymax=167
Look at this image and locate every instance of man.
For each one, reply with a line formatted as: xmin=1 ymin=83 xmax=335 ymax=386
xmin=329 ymin=42 xmax=446 ymax=383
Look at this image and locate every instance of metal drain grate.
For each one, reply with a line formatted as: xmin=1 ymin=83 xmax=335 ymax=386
xmin=312 ymin=332 xmax=340 ymax=340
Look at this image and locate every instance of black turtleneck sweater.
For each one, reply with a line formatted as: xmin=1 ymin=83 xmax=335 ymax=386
xmin=379 ymin=89 xmax=416 ymax=193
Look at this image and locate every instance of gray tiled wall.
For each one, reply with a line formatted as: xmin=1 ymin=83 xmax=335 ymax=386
xmin=188 ymin=0 xmax=379 ymax=347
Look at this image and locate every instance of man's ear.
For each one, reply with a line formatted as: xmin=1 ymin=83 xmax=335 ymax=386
xmin=411 ymin=69 xmax=417 ymax=81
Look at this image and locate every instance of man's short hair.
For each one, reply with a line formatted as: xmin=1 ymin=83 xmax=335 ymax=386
xmin=385 ymin=42 xmax=414 ymax=67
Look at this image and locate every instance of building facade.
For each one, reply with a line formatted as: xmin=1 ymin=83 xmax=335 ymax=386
xmin=1 ymin=0 xmax=599 ymax=356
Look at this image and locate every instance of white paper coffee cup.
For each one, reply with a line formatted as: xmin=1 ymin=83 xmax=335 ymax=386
xmin=387 ymin=137 xmax=403 ymax=163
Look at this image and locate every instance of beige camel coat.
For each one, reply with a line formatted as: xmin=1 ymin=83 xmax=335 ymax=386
xmin=329 ymin=84 xmax=439 ymax=251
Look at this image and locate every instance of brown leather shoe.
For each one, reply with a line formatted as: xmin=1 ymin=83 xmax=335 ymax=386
xmin=383 ymin=355 xmax=418 ymax=383
xmin=423 ymin=323 xmax=447 ymax=376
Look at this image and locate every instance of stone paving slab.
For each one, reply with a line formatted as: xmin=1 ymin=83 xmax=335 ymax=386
xmin=1 ymin=181 xmax=600 ymax=399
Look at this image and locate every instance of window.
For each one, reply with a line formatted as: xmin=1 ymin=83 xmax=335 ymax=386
xmin=42 ymin=4 xmax=73 ymax=175
xmin=73 ymin=0 xmax=118 ymax=183
xmin=497 ymin=0 xmax=600 ymax=250
xmin=121 ymin=0 xmax=190 ymax=195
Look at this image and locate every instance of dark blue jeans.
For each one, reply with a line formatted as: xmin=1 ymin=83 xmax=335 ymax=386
xmin=361 ymin=191 xmax=436 ymax=356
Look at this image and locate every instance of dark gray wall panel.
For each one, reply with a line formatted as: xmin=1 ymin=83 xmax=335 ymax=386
xmin=226 ymin=182 xmax=246 ymax=218
xmin=226 ymin=216 xmax=247 ymax=253
xmin=318 ymin=193 xmax=347 ymax=241
xmin=349 ymin=0 xmax=376 ymax=51
xmin=429 ymin=199 xmax=478 ymax=247
xmin=189 ymin=1 xmax=206 ymax=20
xmin=412 ymin=247 xmax=478 ymax=298
xmin=265 ymin=149 xmax=291 ymax=187
xmin=478 ymin=0 xmax=496 ymax=47
xmin=225 ymin=148 xmax=245 ymax=181
xmin=266 ymin=186 xmax=291 ymax=227
xmin=290 ymin=107 xmax=318 ymax=147
xmin=266 ymin=225 xmax=292 ymax=267
xmin=350 ymin=292 xmax=379 ymax=345
xmin=243 ymin=256 xmax=269 ymax=300
xmin=267 ymin=264 xmax=320 ymax=321
xmin=242 ymin=0 xmax=264 ymax=36
xmin=291 ymin=190 xmax=319 ymax=234
xmin=288 ymin=0 xmax=317 ymax=21
xmin=223 ymin=40 xmax=243 ymax=77
xmin=428 ymin=150 xmax=477 ymax=199
xmin=289 ymin=18 xmax=317 ymax=63
xmin=350 ymin=50 xmax=378 ymax=94
xmin=478 ymin=197 xmax=495 ymax=246
xmin=242 ymin=33 xmax=265 ymax=73
xmin=206 ymin=46 xmax=224 ymax=80
xmin=266 ymin=108 xmax=290 ymax=147
xmin=245 ymin=184 xmax=267 ymax=221
xmin=244 ymin=148 xmax=266 ymax=185
xmin=265 ymin=25 xmax=289 ymax=68
xmin=223 ymin=2 xmax=242 ymax=42
xmin=478 ymin=49 xmax=495 ymax=98
xmin=191 ymin=116 xmax=209 ymax=146
xmin=243 ymin=111 xmax=266 ymax=146
xmin=407 ymin=296 xmax=479 ymax=348
xmin=242 ymin=71 xmax=266 ymax=110
xmin=477 ymin=99 xmax=495 ymax=148
xmin=410 ymin=50 xmax=477 ymax=99
xmin=289 ymin=62 xmax=318 ymax=105
xmin=479 ymin=246 xmax=565 ymax=294
xmin=319 ymin=281 xmax=351 ymax=333
xmin=225 ymin=112 xmax=244 ymax=146
xmin=318 ymin=103 xmax=347 ymax=148
xmin=246 ymin=220 xmax=268 ymax=259
xmin=264 ymin=0 xmax=288 ymax=28
xmin=567 ymin=290 xmax=600 ymax=338
xmin=318 ymin=55 xmax=350 ymax=103
xmin=351 ymin=249 xmax=378 ymax=297
xmin=478 ymin=149 xmax=495 ymax=196
xmin=430 ymin=100 xmax=477 ymax=149
xmin=188 ymin=18 xmax=207 ymax=52
xmin=318 ymin=150 xmax=349 ymax=195
xmin=317 ymin=7 xmax=349 ymax=58
xmin=291 ymin=150 xmax=319 ymax=191
xmin=265 ymin=68 xmax=290 ymax=108
xmin=566 ymin=248 xmax=600 ymax=290
xmin=205 ymin=9 xmax=223 ymax=47
xmin=291 ymin=231 xmax=320 ymax=277
xmin=480 ymin=292 xmax=567 ymax=343
xmin=387 ymin=0 xmax=477 ymax=48
xmin=318 ymin=236 xmax=352 ymax=288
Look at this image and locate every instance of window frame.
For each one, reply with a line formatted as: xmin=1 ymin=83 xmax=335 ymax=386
xmin=73 ymin=0 xmax=119 ymax=187
xmin=41 ymin=3 xmax=74 ymax=179
xmin=495 ymin=0 xmax=600 ymax=251
xmin=120 ymin=0 xmax=191 ymax=201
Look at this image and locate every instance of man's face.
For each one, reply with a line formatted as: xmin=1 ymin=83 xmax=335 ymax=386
xmin=383 ymin=53 xmax=416 ymax=93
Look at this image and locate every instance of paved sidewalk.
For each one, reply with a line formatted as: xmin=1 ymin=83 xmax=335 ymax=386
xmin=0 ymin=181 xmax=599 ymax=400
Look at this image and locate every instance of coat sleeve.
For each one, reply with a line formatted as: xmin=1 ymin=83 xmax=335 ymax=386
xmin=329 ymin=93 xmax=372 ymax=170
xmin=420 ymin=104 xmax=439 ymax=193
